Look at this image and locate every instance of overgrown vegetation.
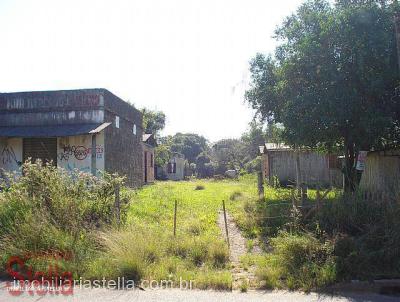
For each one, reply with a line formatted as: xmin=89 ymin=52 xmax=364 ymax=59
xmin=257 ymin=232 xmax=336 ymax=291
xmin=0 ymin=162 xmax=234 ymax=289
xmin=0 ymin=161 xmax=125 ymax=278
xmin=228 ymin=182 xmax=400 ymax=291
xmin=1 ymin=164 xmax=398 ymax=292
xmin=316 ymin=193 xmax=400 ymax=280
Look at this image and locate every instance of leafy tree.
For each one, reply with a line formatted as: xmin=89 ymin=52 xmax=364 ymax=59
xmin=245 ymin=0 xmax=400 ymax=191
xmin=244 ymin=156 xmax=262 ymax=173
xmin=265 ymin=123 xmax=284 ymax=145
xmin=211 ymin=139 xmax=247 ymax=174
xmin=154 ymin=144 xmax=171 ymax=167
xmin=169 ymin=133 xmax=209 ymax=164
xmin=142 ymin=109 xmax=167 ymax=170
xmin=241 ymin=121 xmax=266 ymax=158
xmin=196 ymin=152 xmax=214 ymax=177
xmin=142 ymin=109 xmax=166 ymax=135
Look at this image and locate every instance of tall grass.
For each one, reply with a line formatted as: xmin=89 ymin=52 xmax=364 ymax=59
xmin=85 ymin=179 xmax=236 ymax=289
xmin=85 ymin=225 xmax=230 ymax=289
xmin=224 ymin=176 xmax=400 ymax=289
xmin=314 ymin=193 xmax=400 ymax=280
xmin=256 ymin=231 xmax=336 ymax=291
xmin=0 ymin=160 xmax=125 ymax=278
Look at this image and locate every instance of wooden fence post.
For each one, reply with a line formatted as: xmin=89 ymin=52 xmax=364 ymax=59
xmin=115 ymin=184 xmax=120 ymax=226
xmin=173 ymin=200 xmax=177 ymax=237
xmin=257 ymin=171 xmax=265 ymax=200
xmin=222 ymin=200 xmax=230 ymax=247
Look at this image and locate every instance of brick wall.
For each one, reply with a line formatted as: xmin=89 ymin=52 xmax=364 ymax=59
xmin=142 ymin=143 xmax=155 ymax=183
xmin=103 ymin=90 xmax=143 ymax=187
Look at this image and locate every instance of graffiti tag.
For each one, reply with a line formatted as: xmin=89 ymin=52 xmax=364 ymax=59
xmin=1 ymin=146 xmax=22 ymax=166
xmin=58 ymin=145 xmax=103 ymax=161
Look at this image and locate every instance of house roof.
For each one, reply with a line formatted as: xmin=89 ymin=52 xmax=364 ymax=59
xmin=142 ymin=133 xmax=153 ymax=142
xmin=142 ymin=133 xmax=157 ymax=147
xmin=0 ymin=123 xmax=111 ymax=138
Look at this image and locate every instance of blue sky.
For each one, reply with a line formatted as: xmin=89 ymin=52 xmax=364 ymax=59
xmin=0 ymin=0 xmax=304 ymax=142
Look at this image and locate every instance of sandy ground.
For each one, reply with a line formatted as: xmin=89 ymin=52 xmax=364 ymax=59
xmin=217 ymin=211 xmax=261 ymax=289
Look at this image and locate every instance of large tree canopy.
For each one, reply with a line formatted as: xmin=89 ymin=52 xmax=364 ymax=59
xmin=211 ymin=139 xmax=247 ymax=174
xmin=142 ymin=108 xmax=166 ymax=135
xmin=167 ymin=133 xmax=209 ymax=164
xmin=245 ymin=0 xmax=400 ymax=190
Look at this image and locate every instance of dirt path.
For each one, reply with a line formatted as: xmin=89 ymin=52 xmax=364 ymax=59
xmin=217 ymin=211 xmax=261 ymax=290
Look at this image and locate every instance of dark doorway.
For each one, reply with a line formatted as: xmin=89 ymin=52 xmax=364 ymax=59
xmin=23 ymin=138 xmax=57 ymax=165
xmin=144 ymin=151 xmax=148 ymax=183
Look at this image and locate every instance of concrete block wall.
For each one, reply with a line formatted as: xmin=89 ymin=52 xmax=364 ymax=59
xmin=103 ymin=90 xmax=143 ymax=188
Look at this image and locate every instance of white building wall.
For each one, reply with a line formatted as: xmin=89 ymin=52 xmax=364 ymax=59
xmin=0 ymin=138 xmax=23 ymax=176
xmin=164 ymin=156 xmax=185 ymax=181
xmin=57 ymin=132 xmax=105 ymax=174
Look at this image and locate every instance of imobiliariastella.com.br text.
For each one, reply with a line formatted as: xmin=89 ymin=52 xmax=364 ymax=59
xmin=5 ymin=255 xmax=195 ymax=296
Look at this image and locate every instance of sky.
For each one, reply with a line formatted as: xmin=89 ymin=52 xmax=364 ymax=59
xmin=0 ymin=0 xmax=304 ymax=142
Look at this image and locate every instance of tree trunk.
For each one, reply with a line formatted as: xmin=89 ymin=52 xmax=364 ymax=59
xmin=295 ymin=150 xmax=302 ymax=197
xmin=343 ymin=137 xmax=356 ymax=192
xmin=394 ymin=10 xmax=400 ymax=71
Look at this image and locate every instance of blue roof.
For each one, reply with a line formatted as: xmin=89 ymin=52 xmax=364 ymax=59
xmin=0 ymin=123 xmax=111 ymax=138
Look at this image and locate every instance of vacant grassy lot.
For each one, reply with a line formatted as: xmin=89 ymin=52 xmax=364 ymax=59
xmin=94 ymin=175 xmax=262 ymax=290
xmin=7 ymin=166 xmax=382 ymax=292
xmin=85 ymin=175 xmax=338 ymax=290
xmin=0 ymin=167 xmax=265 ymax=290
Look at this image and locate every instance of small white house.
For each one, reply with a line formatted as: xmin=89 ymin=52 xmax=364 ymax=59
xmin=159 ymin=152 xmax=186 ymax=181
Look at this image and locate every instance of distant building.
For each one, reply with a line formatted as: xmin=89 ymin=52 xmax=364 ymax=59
xmin=157 ymin=152 xmax=185 ymax=181
xmin=259 ymin=143 xmax=342 ymax=188
xmin=0 ymin=89 xmax=143 ymax=187
xmin=142 ymin=133 xmax=156 ymax=184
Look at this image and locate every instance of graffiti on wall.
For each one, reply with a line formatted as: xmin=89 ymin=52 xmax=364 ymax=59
xmin=57 ymin=133 xmax=104 ymax=174
xmin=58 ymin=145 xmax=104 ymax=162
xmin=1 ymin=146 xmax=22 ymax=166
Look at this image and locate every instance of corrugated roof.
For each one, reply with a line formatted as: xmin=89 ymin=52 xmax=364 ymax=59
xmin=0 ymin=123 xmax=111 ymax=138
xmin=259 ymin=143 xmax=291 ymax=154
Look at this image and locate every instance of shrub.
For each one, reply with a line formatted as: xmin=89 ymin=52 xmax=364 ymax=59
xmin=240 ymin=279 xmax=249 ymax=292
xmin=194 ymin=185 xmax=205 ymax=190
xmin=257 ymin=232 xmax=336 ymax=291
xmin=315 ymin=193 xmax=400 ymax=280
xmin=0 ymin=160 xmax=126 ymax=278
xmin=229 ymin=191 xmax=242 ymax=201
